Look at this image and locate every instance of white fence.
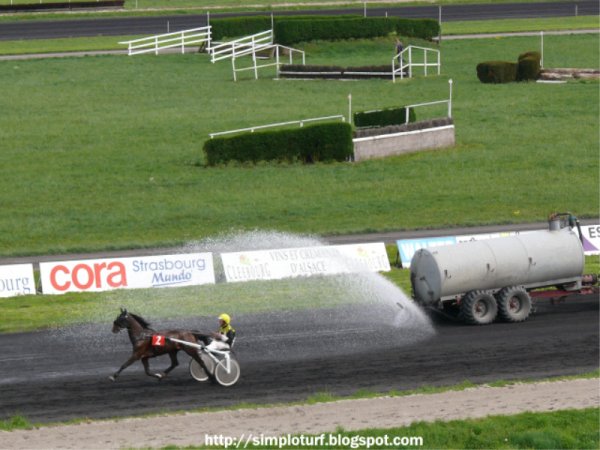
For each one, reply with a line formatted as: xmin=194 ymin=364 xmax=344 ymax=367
xmin=232 ymin=44 xmax=305 ymax=81
xmin=392 ymin=45 xmax=441 ymax=82
xmin=210 ymin=30 xmax=273 ymax=63
xmin=209 ymin=115 xmax=345 ymax=139
xmin=119 ymin=26 xmax=212 ymax=56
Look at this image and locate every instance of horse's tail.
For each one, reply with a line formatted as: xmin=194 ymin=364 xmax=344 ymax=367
xmin=191 ymin=331 xmax=211 ymax=345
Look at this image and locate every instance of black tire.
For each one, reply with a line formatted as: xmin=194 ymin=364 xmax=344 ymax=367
xmin=496 ymin=286 xmax=532 ymax=323
xmin=214 ymin=357 xmax=240 ymax=387
xmin=459 ymin=290 xmax=498 ymax=325
xmin=189 ymin=353 xmax=214 ymax=382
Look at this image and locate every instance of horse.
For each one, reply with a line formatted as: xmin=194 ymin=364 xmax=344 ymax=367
xmin=109 ymin=308 xmax=210 ymax=382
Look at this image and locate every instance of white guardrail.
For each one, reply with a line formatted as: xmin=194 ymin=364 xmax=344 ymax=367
xmin=209 ymin=115 xmax=345 ymax=139
xmin=392 ymin=45 xmax=440 ymax=82
xmin=210 ymin=30 xmax=273 ymax=63
xmin=232 ymin=44 xmax=305 ymax=81
xmin=119 ymin=26 xmax=211 ymax=56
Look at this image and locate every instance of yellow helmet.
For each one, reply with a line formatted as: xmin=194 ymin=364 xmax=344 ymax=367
xmin=218 ymin=313 xmax=231 ymax=325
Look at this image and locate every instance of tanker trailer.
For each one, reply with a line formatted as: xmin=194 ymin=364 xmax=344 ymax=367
xmin=410 ymin=215 xmax=591 ymax=325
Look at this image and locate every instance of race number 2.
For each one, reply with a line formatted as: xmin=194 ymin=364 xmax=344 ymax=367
xmin=152 ymin=335 xmax=165 ymax=346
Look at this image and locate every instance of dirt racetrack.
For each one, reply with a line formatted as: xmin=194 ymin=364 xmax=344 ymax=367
xmin=0 ymin=295 xmax=598 ymax=425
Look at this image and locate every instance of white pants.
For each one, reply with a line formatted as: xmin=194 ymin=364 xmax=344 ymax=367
xmin=207 ymin=340 xmax=230 ymax=351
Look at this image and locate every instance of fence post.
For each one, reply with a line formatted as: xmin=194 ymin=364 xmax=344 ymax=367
xmin=409 ymin=47 xmax=412 ymax=78
xmin=181 ymin=31 xmax=185 ymax=54
xmin=155 ymin=36 xmax=159 ymax=55
xmin=348 ymin=94 xmax=352 ymax=125
xmin=424 ymin=49 xmax=428 ymax=76
xmin=448 ymin=78 xmax=453 ymax=118
xmin=540 ymin=31 xmax=544 ymax=68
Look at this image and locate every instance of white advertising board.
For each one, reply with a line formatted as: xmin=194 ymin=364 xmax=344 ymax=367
xmin=0 ymin=264 xmax=36 ymax=298
xmin=580 ymin=224 xmax=600 ymax=255
xmin=397 ymin=225 xmax=599 ymax=267
xmin=221 ymin=243 xmax=390 ymax=283
xmin=40 ymin=253 xmax=215 ymax=295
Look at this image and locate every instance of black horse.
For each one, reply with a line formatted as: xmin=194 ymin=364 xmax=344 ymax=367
xmin=110 ymin=308 xmax=210 ymax=381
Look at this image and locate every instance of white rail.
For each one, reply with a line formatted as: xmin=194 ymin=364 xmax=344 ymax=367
xmin=232 ymin=44 xmax=306 ymax=81
xmin=210 ymin=30 xmax=273 ymax=63
xmin=209 ymin=115 xmax=345 ymax=139
xmin=392 ymin=45 xmax=441 ymax=82
xmin=119 ymin=26 xmax=212 ymax=56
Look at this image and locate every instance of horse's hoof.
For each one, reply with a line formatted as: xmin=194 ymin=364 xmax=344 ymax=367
xmin=108 ymin=375 xmax=116 ymax=382
xmin=155 ymin=373 xmax=164 ymax=380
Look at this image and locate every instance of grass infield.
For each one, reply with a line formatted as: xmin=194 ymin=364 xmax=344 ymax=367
xmin=0 ymin=33 xmax=598 ymax=257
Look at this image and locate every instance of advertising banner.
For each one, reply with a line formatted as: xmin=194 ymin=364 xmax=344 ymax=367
xmin=40 ymin=253 xmax=215 ymax=295
xmin=221 ymin=243 xmax=390 ymax=283
xmin=0 ymin=264 xmax=36 ymax=298
xmin=581 ymin=224 xmax=600 ymax=255
xmin=396 ymin=236 xmax=458 ymax=268
xmin=397 ymin=224 xmax=600 ymax=267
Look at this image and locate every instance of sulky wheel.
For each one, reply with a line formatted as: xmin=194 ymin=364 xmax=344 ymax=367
xmin=189 ymin=353 xmax=214 ymax=382
xmin=459 ymin=290 xmax=498 ymax=325
xmin=214 ymin=357 xmax=241 ymax=387
xmin=496 ymin=286 xmax=532 ymax=323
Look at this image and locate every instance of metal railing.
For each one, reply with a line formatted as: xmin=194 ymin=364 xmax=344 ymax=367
xmin=210 ymin=30 xmax=273 ymax=63
xmin=209 ymin=115 xmax=345 ymax=139
xmin=392 ymin=45 xmax=441 ymax=82
xmin=119 ymin=26 xmax=211 ymax=56
xmin=232 ymin=44 xmax=306 ymax=81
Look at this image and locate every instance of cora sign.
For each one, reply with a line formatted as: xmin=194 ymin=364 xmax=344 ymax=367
xmin=39 ymin=253 xmax=215 ymax=295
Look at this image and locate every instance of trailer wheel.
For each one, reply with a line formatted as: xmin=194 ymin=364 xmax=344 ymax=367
xmin=496 ymin=286 xmax=532 ymax=323
xmin=459 ymin=290 xmax=497 ymax=325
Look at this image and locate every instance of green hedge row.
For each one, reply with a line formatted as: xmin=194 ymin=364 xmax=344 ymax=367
xmin=203 ymin=123 xmax=353 ymax=165
xmin=210 ymin=16 xmax=440 ymax=43
xmin=274 ymin=17 xmax=440 ymax=45
xmin=476 ymin=50 xmax=541 ymax=83
xmin=354 ymin=107 xmax=416 ymax=128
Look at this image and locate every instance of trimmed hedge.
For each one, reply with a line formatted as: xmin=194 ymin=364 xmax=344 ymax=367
xmin=210 ymin=15 xmax=360 ymax=40
xmin=274 ymin=17 xmax=440 ymax=45
xmin=354 ymin=107 xmax=416 ymax=128
xmin=476 ymin=50 xmax=541 ymax=83
xmin=517 ymin=51 xmax=541 ymax=81
xmin=203 ymin=123 xmax=353 ymax=165
xmin=476 ymin=61 xmax=518 ymax=83
xmin=211 ymin=16 xmax=440 ymax=43
xmin=210 ymin=17 xmax=274 ymax=40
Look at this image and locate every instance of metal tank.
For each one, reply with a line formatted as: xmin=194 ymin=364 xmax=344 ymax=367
xmin=410 ymin=227 xmax=585 ymax=305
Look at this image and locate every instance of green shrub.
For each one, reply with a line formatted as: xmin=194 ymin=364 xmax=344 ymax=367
xmin=274 ymin=17 xmax=440 ymax=45
xmin=354 ymin=107 xmax=416 ymax=128
xmin=476 ymin=61 xmax=518 ymax=83
xmin=203 ymin=123 xmax=353 ymax=165
xmin=517 ymin=51 xmax=541 ymax=81
xmin=210 ymin=17 xmax=273 ymax=40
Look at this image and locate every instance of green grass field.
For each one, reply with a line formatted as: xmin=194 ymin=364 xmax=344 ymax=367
xmin=232 ymin=408 xmax=600 ymax=450
xmin=0 ymin=33 xmax=598 ymax=257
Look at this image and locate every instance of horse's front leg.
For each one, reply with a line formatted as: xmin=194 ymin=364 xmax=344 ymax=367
xmin=155 ymin=352 xmax=179 ymax=380
xmin=109 ymin=354 xmax=139 ymax=381
xmin=141 ymin=357 xmax=164 ymax=380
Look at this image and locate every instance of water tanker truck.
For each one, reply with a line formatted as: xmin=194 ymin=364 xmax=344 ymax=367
xmin=410 ymin=213 xmax=598 ymax=325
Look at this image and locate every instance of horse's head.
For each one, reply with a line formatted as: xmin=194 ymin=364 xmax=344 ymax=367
xmin=112 ymin=308 xmax=129 ymax=333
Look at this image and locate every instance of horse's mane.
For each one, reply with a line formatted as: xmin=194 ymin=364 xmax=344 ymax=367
xmin=130 ymin=312 xmax=152 ymax=329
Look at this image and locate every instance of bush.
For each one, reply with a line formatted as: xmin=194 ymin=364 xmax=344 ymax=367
xmin=354 ymin=107 xmax=416 ymax=128
xmin=517 ymin=51 xmax=541 ymax=81
xmin=476 ymin=61 xmax=518 ymax=83
xmin=274 ymin=17 xmax=440 ymax=45
xmin=203 ymin=123 xmax=353 ymax=165
xmin=210 ymin=17 xmax=274 ymax=40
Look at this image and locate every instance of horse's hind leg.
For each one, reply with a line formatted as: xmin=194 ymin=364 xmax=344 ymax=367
xmin=109 ymin=354 xmax=139 ymax=381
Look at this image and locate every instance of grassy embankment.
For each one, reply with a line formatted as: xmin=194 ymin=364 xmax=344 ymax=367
xmin=0 ymin=33 xmax=597 ymax=256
